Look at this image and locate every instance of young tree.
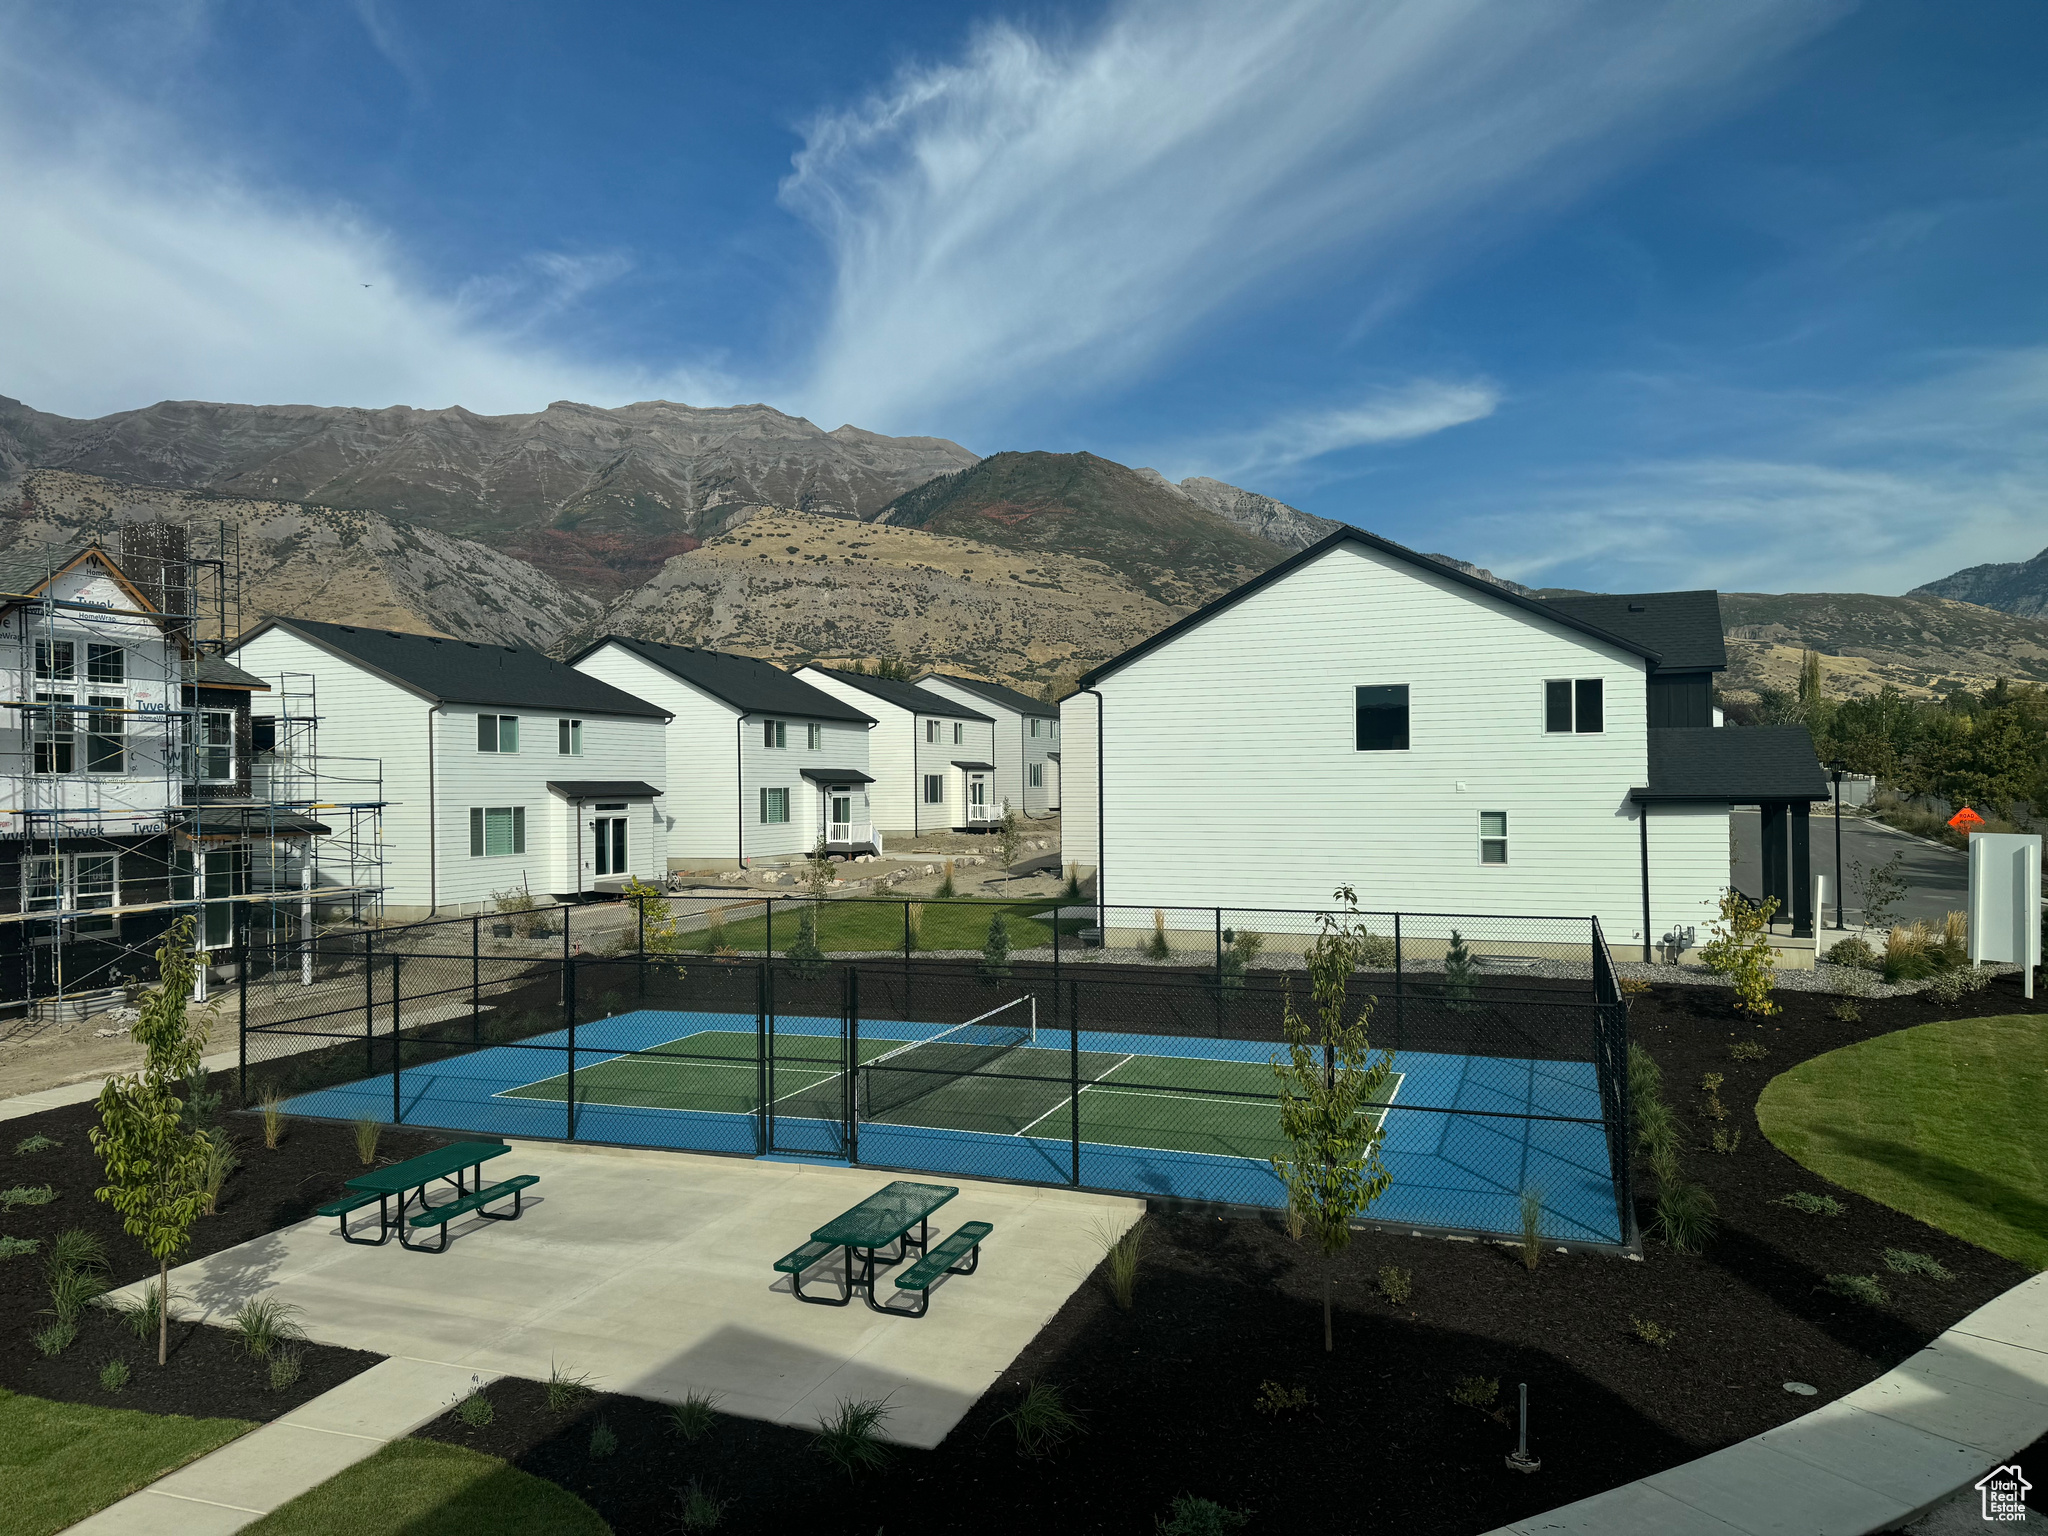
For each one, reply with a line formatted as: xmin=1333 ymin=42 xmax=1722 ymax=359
xmin=91 ymin=917 xmax=214 ymax=1366
xmin=620 ymin=876 xmax=689 ymax=965
xmin=1270 ymin=886 xmax=1397 ymax=1352
xmin=1442 ymin=930 xmax=1480 ymax=1012
xmin=995 ymin=805 xmax=1024 ymax=877
xmin=805 ymin=837 xmax=836 ymax=901
xmin=787 ymin=906 xmax=827 ymax=980
xmin=1699 ymin=891 xmax=1781 ymax=1018
xmin=979 ymin=909 xmax=1012 ymax=982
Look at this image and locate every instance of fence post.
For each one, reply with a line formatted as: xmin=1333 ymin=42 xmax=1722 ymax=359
xmin=471 ymin=914 xmax=481 ymax=1047
xmin=637 ymin=894 xmax=646 ymax=960
xmin=845 ymin=966 xmax=859 ymax=1164
xmin=754 ymin=961 xmax=768 ymax=1154
xmin=363 ymin=927 xmax=376 ymax=1075
xmin=762 ymin=960 xmax=776 ymax=1150
xmin=237 ymin=930 xmax=248 ymax=1103
xmin=390 ymin=952 xmax=403 ymax=1125
xmin=766 ymin=896 xmax=774 ymax=961
xmin=565 ymin=954 xmax=577 ymax=1141
xmin=1393 ymin=912 xmax=1404 ymax=1050
xmin=903 ymin=899 xmax=911 ymax=963
xmin=1068 ymin=978 xmax=1081 ymax=1187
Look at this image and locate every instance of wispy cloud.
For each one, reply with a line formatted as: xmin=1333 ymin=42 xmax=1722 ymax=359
xmin=1172 ymin=379 xmax=1499 ymax=481
xmin=780 ymin=0 xmax=1839 ymax=433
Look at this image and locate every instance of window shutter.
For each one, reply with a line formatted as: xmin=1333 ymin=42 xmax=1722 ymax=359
xmin=1545 ymin=680 xmax=1573 ymax=733
xmin=1574 ymin=679 xmax=1604 ymax=734
xmin=470 ymin=808 xmax=484 ymax=856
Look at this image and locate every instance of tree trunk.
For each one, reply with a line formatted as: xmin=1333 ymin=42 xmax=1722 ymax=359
xmin=1324 ymin=1271 xmax=1333 ymax=1353
xmin=157 ymin=1258 xmax=168 ymax=1367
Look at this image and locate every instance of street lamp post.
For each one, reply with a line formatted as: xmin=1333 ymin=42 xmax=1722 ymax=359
xmin=1827 ymin=759 xmax=1847 ymax=930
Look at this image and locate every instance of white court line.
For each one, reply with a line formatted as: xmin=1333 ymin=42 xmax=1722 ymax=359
xmin=1014 ymin=1053 xmax=1134 ymax=1137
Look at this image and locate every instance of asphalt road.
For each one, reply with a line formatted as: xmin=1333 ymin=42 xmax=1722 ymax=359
xmin=1731 ymin=807 xmax=1968 ymax=930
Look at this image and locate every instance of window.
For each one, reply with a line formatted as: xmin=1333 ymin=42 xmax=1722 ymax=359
xmin=762 ymin=719 xmax=787 ymax=749
xmin=34 ymin=639 xmax=74 ymax=680
xmin=924 ymin=719 xmax=938 ymax=743
xmin=558 ymin=719 xmax=583 ymax=755
xmin=807 ymin=723 xmax=821 ymax=750
xmin=468 ymin=806 xmax=526 ymax=856
xmin=476 ymin=714 xmax=519 ymax=752
xmin=195 ymin=710 xmax=234 ymax=781
xmin=1354 ymin=685 xmax=1410 ymax=751
xmin=760 ymin=786 xmax=789 ymax=823
xmin=922 ymin=774 xmax=944 ymax=805
xmin=1028 ymin=763 xmax=1043 ymax=788
xmin=1545 ymin=679 xmax=1605 ymax=734
xmin=592 ymin=805 xmax=628 ymax=876
xmin=32 ymin=693 xmax=73 ymax=774
xmin=73 ymin=855 xmax=117 ymax=934
xmin=1030 ymin=718 xmax=1042 ymax=738
xmin=1480 ymin=811 xmax=1508 ymax=865
xmin=952 ymin=721 xmax=963 ymax=744
xmin=86 ymin=696 xmax=124 ymax=774
xmin=86 ymin=644 xmax=125 ymax=684
xmin=25 ymin=857 xmax=61 ymax=913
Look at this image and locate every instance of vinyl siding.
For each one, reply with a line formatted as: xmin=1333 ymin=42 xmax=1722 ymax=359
xmin=1059 ymin=692 xmax=1100 ymax=877
xmin=1071 ymin=542 xmax=1673 ymax=938
xmin=1643 ymin=801 xmax=1731 ymax=956
xmin=912 ymin=678 xmax=1061 ymax=817
xmin=794 ymin=669 xmax=919 ymax=834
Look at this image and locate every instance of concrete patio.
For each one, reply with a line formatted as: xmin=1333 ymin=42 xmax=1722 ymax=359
xmin=118 ymin=1140 xmax=1142 ymax=1450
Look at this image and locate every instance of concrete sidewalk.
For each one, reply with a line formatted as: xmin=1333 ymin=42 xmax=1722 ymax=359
xmin=1491 ymin=1271 xmax=2048 ymax=1535
xmin=64 ymin=1356 xmax=491 ymax=1534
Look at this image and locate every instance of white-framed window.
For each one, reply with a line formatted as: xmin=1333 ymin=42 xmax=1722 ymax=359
xmin=592 ymin=802 xmax=628 ymax=875
xmin=763 ymin=719 xmax=787 ymax=749
xmin=477 ymin=714 xmax=520 ymax=752
xmin=1028 ymin=763 xmax=1043 ymax=788
xmin=469 ymin=806 xmax=526 ymax=856
xmin=806 ymin=723 xmax=822 ymax=750
xmin=1030 ymin=718 xmax=1042 ymax=738
xmin=24 ymin=854 xmax=119 ymax=934
xmin=86 ymin=644 xmax=125 ymax=684
xmin=86 ymin=696 xmax=125 ymax=774
xmin=32 ymin=693 xmax=73 ymax=774
xmin=924 ymin=719 xmax=938 ymax=743
xmin=34 ymin=639 xmax=74 ymax=680
xmin=1544 ymin=679 xmax=1605 ymax=734
xmin=195 ymin=709 xmax=234 ymax=781
xmin=922 ymin=774 xmax=944 ymax=805
xmin=1355 ymin=685 xmax=1410 ymax=751
xmin=1480 ymin=811 xmax=1508 ymax=865
xmin=558 ymin=719 xmax=583 ymax=755
xmin=760 ymin=786 xmax=790 ymax=823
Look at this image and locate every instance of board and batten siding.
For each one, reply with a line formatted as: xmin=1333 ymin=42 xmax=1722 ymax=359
xmin=1073 ymin=541 xmax=1694 ymax=943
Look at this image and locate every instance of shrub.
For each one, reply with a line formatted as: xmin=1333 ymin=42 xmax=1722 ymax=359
xmin=0 ymin=1184 xmax=57 ymax=1210
xmin=1156 ymin=1495 xmax=1251 ymax=1535
xmin=115 ymin=1279 xmax=172 ymax=1342
xmin=673 ymin=1479 xmax=730 ymax=1533
xmin=1519 ymin=1188 xmax=1543 ymax=1271
xmin=1728 ymin=1040 xmax=1769 ymax=1063
xmin=1777 ymin=1190 xmax=1846 ymax=1217
xmin=269 ymin=1348 xmax=304 ymax=1391
xmin=1630 ymin=1317 xmax=1676 ymax=1349
xmin=1252 ymin=1380 xmax=1314 ymax=1417
xmin=14 ymin=1134 xmax=60 ymax=1155
xmin=1700 ymin=1072 xmax=1728 ymax=1122
xmin=0 ymin=1236 xmax=38 ymax=1259
xmin=813 ymin=1397 xmax=892 ymax=1477
xmin=1442 ymin=930 xmax=1479 ymax=1011
xmin=1146 ymin=908 xmax=1172 ymax=962
xmin=668 ymin=1391 xmax=722 ymax=1443
xmin=1822 ymin=936 xmax=1877 ymax=970
xmin=180 ymin=1064 xmax=223 ymax=1130
xmin=1884 ymin=1249 xmax=1954 ymax=1281
xmin=33 ymin=1321 xmax=77 ymax=1357
xmin=200 ymin=1132 xmax=240 ymax=1214
xmin=1618 ymin=975 xmax=1653 ymax=999
xmin=49 ymin=1227 xmax=108 ymax=1275
xmin=1219 ymin=928 xmax=1264 ymax=993
xmin=1821 ymin=1273 xmax=1888 ymax=1306
xmin=1100 ymin=1217 xmax=1145 ymax=1309
xmin=1062 ymin=862 xmax=1083 ymax=902
xmin=1377 ymin=1265 xmax=1413 ymax=1306
xmin=936 ymin=860 xmax=957 ymax=899
xmin=588 ymin=1419 xmax=618 ymax=1460
xmin=1448 ymin=1376 xmax=1503 ymax=1418
xmin=1356 ymin=929 xmax=1397 ymax=969
xmin=100 ymin=1358 xmax=130 ymax=1392
xmin=1710 ymin=1127 xmax=1743 ymax=1155
xmin=1924 ymin=963 xmax=1991 ymax=1005
xmin=979 ymin=910 xmax=1012 ymax=982
xmin=999 ymin=1380 xmax=1084 ymax=1457
xmin=46 ymin=1264 xmax=108 ymax=1324
xmin=786 ymin=907 xmax=826 ymax=980
xmin=1652 ymin=1181 xmax=1718 ymax=1254
xmin=260 ymin=1090 xmax=288 ymax=1150
xmin=456 ymin=1389 xmax=495 ymax=1427
xmin=548 ymin=1360 xmax=596 ymax=1412
xmin=1701 ymin=891 xmax=1780 ymax=1017
xmin=1883 ymin=924 xmax=1936 ymax=982
xmin=1937 ymin=909 xmax=1969 ymax=968
xmin=230 ymin=1295 xmax=307 ymax=1360
xmin=1831 ymin=997 xmax=1862 ymax=1022
xmin=354 ymin=1118 xmax=382 ymax=1167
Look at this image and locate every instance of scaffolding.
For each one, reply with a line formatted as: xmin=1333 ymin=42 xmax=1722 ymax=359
xmin=0 ymin=521 xmax=384 ymax=1016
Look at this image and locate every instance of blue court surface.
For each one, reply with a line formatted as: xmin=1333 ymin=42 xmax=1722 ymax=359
xmin=276 ymin=1007 xmax=1625 ymax=1243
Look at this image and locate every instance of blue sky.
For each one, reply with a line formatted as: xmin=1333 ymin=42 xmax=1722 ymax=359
xmin=2 ymin=0 xmax=2044 ymax=596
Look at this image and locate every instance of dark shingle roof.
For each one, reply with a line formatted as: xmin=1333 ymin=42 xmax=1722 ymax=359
xmin=1540 ymin=592 xmax=1727 ymax=673
xmin=242 ymin=618 xmax=669 ymax=718
xmin=813 ymin=668 xmax=994 ymax=721
xmin=547 ymin=780 xmax=662 ymax=798
xmin=1078 ymin=527 xmax=1663 ymax=687
xmin=1633 ymin=727 xmax=1828 ymax=803
xmin=0 ymin=541 xmax=87 ymax=599
xmin=568 ymin=636 xmax=874 ymax=724
xmin=919 ymin=672 xmax=1056 ymax=717
xmin=194 ymin=655 xmax=269 ymax=690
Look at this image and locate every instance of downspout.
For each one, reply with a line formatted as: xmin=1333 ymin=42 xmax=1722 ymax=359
xmin=1083 ymin=686 xmax=1105 ymax=919
xmin=426 ymin=704 xmax=438 ymax=915
xmin=1638 ymin=800 xmax=1651 ymax=964
xmin=575 ymin=797 xmax=585 ymax=898
xmin=735 ymin=714 xmax=746 ymax=867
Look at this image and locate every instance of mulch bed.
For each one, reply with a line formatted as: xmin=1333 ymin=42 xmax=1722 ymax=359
xmin=412 ymin=968 xmax=2047 ymax=1535
xmin=1 ymin=1073 xmax=452 ymax=1420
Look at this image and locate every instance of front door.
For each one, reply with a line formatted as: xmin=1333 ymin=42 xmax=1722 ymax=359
xmin=830 ymin=793 xmax=851 ymax=841
xmin=592 ymin=817 xmax=627 ymax=876
xmin=968 ymin=776 xmax=987 ymax=819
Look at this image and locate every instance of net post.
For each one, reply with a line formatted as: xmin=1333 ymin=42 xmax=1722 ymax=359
xmin=390 ymin=951 xmax=402 ymax=1125
xmin=1068 ymin=979 xmax=1081 ymax=1186
xmin=565 ymin=954 xmax=578 ymax=1141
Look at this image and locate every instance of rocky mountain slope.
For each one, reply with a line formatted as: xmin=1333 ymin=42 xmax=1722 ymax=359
xmin=1718 ymin=591 xmax=2048 ymax=698
xmin=1910 ymin=545 xmax=2048 ymax=620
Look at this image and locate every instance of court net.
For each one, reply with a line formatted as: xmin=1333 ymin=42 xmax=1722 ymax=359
xmin=857 ymin=995 xmax=1037 ymax=1120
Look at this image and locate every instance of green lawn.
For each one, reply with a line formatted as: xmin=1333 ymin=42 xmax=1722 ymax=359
xmin=1756 ymin=1014 xmax=2048 ymax=1270
xmin=241 ymin=1440 xmax=608 ymax=1536
xmin=695 ymin=896 xmax=1084 ymax=954
xmin=0 ymin=1388 xmax=254 ymax=1536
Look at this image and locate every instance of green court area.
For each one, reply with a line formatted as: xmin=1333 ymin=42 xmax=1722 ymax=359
xmin=500 ymin=1027 xmax=1398 ymax=1162
xmin=685 ymin=897 xmax=1087 ymax=954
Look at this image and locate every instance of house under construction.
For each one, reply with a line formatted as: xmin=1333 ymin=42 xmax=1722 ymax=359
xmin=0 ymin=522 xmax=386 ymax=1015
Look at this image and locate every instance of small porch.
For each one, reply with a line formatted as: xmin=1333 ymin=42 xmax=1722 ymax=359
xmin=802 ymin=768 xmax=879 ymax=856
xmin=951 ymin=760 xmax=1005 ymax=832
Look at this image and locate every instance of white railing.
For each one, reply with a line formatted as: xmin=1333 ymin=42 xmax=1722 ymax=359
xmin=828 ymin=820 xmax=875 ymax=846
xmin=965 ymin=798 xmax=1007 ymax=824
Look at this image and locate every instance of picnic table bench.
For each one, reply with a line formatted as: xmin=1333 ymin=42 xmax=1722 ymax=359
xmin=774 ymin=1180 xmax=992 ymax=1315
xmin=316 ymin=1141 xmax=536 ymax=1251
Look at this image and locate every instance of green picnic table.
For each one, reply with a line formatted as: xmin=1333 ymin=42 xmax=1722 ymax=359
xmin=780 ymin=1180 xmax=959 ymax=1312
xmin=318 ymin=1142 xmax=513 ymax=1247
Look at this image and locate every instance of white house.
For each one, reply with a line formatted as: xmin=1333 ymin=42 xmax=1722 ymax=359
xmin=793 ymin=668 xmax=1001 ymax=837
xmin=1060 ymin=527 xmax=1827 ymax=959
xmin=569 ymin=637 xmax=877 ymax=866
xmin=232 ymin=618 xmax=672 ymax=917
xmin=913 ymin=673 xmax=1061 ymax=817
